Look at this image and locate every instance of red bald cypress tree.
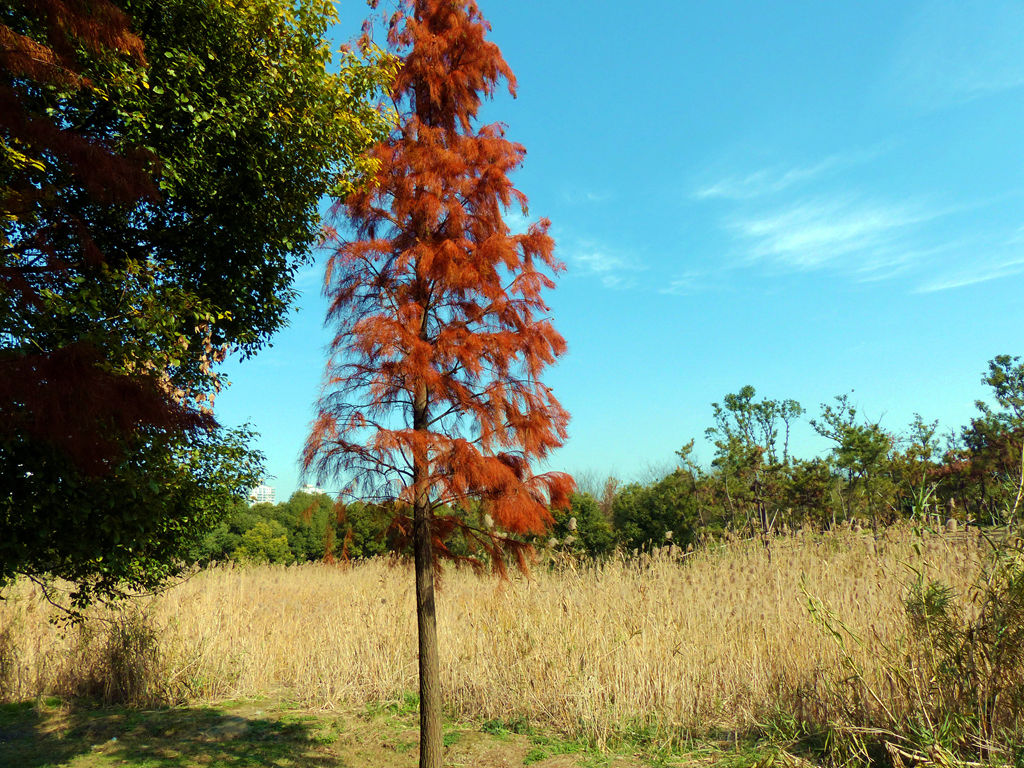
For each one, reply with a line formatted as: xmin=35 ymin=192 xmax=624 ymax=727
xmin=303 ymin=2 xmax=572 ymax=764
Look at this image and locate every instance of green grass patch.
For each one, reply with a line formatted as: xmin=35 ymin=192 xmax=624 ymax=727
xmin=0 ymin=696 xmax=826 ymax=768
xmin=480 ymin=714 xmax=533 ymax=738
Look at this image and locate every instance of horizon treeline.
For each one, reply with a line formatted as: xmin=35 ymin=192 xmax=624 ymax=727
xmin=199 ymin=354 xmax=1024 ymax=565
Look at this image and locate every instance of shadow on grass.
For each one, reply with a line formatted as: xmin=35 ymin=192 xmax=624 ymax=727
xmin=0 ymin=701 xmax=86 ymax=768
xmin=0 ymin=699 xmax=347 ymax=768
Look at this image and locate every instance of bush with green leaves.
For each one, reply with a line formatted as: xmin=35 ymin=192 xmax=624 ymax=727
xmin=550 ymin=492 xmax=615 ymax=557
xmin=902 ymin=535 xmax=1024 ymax=758
xmin=339 ymin=501 xmax=396 ymax=560
xmin=802 ymin=530 xmax=1024 ymax=768
xmin=231 ymin=520 xmax=294 ymax=565
xmin=613 ymin=472 xmax=699 ymax=551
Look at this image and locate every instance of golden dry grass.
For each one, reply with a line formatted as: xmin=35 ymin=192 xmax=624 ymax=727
xmin=0 ymin=526 xmax=986 ymax=741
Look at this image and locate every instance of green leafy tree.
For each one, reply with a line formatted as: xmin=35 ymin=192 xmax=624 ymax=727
xmin=980 ymin=354 xmax=1024 ymax=425
xmin=947 ymin=356 xmax=1024 ymax=524
xmin=705 ymin=386 xmax=803 ymax=540
xmin=1 ymin=0 xmax=393 ymax=604
xmin=194 ymin=500 xmax=252 ymax=563
xmin=890 ymin=414 xmax=942 ymax=521
xmin=811 ymin=393 xmax=894 ymax=531
xmin=273 ymin=491 xmax=337 ymax=561
xmin=674 ymin=440 xmax=714 ymax=528
xmin=337 ymin=501 xmax=394 ymax=560
xmin=231 ymin=519 xmax=294 ymax=565
xmin=783 ymin=457 xmax=836 ymax=529
xmin=2 ymin=425 xmax=263 ymax=609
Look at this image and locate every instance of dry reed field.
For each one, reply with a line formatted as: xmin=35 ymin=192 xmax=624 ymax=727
xmin=0 ymin=526 xmax=986 ymax=743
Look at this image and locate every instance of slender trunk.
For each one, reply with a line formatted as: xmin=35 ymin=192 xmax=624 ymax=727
xmin=412 ymin=380 xmax=442 ymax=768
xmin=1009 ymin=440 xmax=1024 ymax=526
xmin=412 ymin=58 xmax=442 ymax=766
xmin=754 ymin=478 xmax=771 ymax=562
xmin=413 ymin=494 xmax=442 ymax=768
xmin=866 ymin=473 xmax=878 ymax=537
xmin=691 ymin=473 xmax=706 ymax=526
xmin=723 ymin=476 xmax=736 ymax=521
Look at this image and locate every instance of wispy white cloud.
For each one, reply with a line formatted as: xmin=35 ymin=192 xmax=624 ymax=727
xmin=659 ymin=270 xmax=707 ymax=296
xmin=561 ymin=188 xmax=612 ymax=205
xmin=563 ymin=242 xmax=645 ymax=290
xmin=729 ymin=191 xmax=1024 ymax=292
xmin=851 ymin=241 xmax=960 ymax=284
xmin=888 ymin=0 xmax=1024 ymax=110
xmin=695 ymin=148 xmax=883 ymax=201
xmin=917 ymin=248 xmax=1024 ymax=293
xmin=697 ymin=158 xmax=839 ymax=201
xmin=731 ymin=196 xmax=934 ymax=272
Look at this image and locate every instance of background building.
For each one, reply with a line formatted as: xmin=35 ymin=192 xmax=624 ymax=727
xmin=249 ymin=484 xmax=275 ymax=505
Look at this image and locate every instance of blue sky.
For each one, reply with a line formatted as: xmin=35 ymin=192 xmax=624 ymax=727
xmin=215 ymin=0 xmax=1024 ymax=497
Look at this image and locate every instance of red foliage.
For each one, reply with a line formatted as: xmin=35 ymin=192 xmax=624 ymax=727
xmin=304 ymin=0 xmax=573 ymax=566
xmin=1 ymin=0 xmax=156 ymax=272
xmin=1 ymin=3 xmax=200 ymax=473
xmin=0 ymin=343 xmax=212 ymax=474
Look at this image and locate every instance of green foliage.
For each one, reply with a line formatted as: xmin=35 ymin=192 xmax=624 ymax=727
xmin=891 ymin=414 xmax=941 ymax=521
xmin=194 ymin=494 xmax=401 ymax=568
xmin=702 ymin=386 xmax=806 ymax=538
xmin=1 ymin=0 xmax=394 ymax=604
xmin=980 ymin=355 xmax=1024 ymax=425
xmin=175 ymin=355 xmax=1024 ymax=573
xmin=951 ymin=355 xmax=1024 ymax=525
xmin=102 ymin=0 xmax=395 ymax=352
xmin=339 ymin=501 xmax=394 ymax=560
xmin=708 ymin=385 xmax=804 ymax=468
xmin=4 ymin=0 xmax=396 ymax=354
xmin=613 ymin=472 xmax=699 ymax=550
xmin=542 ymin=356 xmax=1024 ymax=557
xmin=231 ymin=520 xmax=294 ymax=565
xmin=784 ymin=458 xmax=835 ymax=529
xmin=557 ymin=358 xmax=1024 ymax=549
xmin=272 ymin=492 xmax=336 ymax=561
xmin=0 ymin=426 xmax=262 ymax=609
xmin=550 ymin=493 xmax=616 ymax=557
xmin=195 ymin=490 xmax=340 ymax=564
xmin=811 ymin=393 xmax=895 ymax=529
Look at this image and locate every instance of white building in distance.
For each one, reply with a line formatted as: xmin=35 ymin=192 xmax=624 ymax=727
xmin=299 ymin=483 xmax=328 ymax=496
xmin=249 ymin=484 xmax=276 ymax=505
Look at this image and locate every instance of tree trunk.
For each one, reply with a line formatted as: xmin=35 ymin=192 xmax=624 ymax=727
xmin=754 ymin=477 xmax=771 ymax=561
xmin=412 ymin=45 xmax=442 ymax=765
xmin=413 ymin=496 xmax=442 ymax=768
xmin=412 ymin=374 xmax=442 ymax=768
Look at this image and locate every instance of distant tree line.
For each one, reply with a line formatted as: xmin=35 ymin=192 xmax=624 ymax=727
xmin=597 ymin=354 xmax=1024 ymax=555
xmin=194 ymin=491 xmax=385 ymax=565
xmin=201 ymin=355 xmax=1024 ymax=566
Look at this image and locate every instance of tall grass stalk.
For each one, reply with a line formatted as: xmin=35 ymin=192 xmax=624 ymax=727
xmin=0 ymin=527 xmax=988 ymax=744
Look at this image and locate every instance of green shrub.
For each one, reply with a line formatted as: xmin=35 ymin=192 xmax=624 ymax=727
xmin=231 ymin=520 xmax=294 ymax=564
xmin=801 ymin=529 xmax=1024 ymax=767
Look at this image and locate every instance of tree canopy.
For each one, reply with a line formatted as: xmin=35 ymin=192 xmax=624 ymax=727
xmin=0 ymin=0 xmax=394 ymax=604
